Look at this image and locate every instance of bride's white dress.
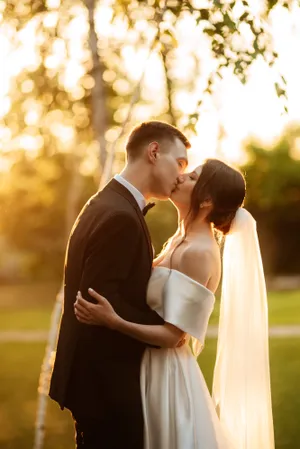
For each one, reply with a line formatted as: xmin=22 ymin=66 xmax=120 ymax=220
xmin=141 ymin=266 xmax=233 ymax=449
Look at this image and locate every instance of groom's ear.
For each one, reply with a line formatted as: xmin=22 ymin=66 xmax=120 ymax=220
xmin=147 ymin=141 xmax=160 ymax=164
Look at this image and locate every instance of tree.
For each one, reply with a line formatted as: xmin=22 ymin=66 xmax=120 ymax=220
xmin=0 ymin=152 xmax=96 ymax=279
xmin=242 ymin=126 xmax=300 ymax=274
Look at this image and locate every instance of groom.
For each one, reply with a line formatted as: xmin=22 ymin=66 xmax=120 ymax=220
xmin=49 ymin=121 xmax=190 ymax=449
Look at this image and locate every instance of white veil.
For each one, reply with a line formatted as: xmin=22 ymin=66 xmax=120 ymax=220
xmin=212 ymin=208 xmax=275 ymax=449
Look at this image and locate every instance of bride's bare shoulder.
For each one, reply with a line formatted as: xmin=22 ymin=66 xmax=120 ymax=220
xmin=178 ymin=240 xmax=220 ymax=289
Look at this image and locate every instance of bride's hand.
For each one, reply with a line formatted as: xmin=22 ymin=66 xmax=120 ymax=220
xmin=74 ymin=288 xmax=120 ymax=329
xmin=176 ymin=333 xmax=188 ymax=348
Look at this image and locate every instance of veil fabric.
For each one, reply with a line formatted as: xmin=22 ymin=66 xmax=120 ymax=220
xmin=212 ymin=208 xmax=275 ymax=449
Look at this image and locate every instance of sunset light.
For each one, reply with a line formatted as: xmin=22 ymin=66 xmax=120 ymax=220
xmin=1 ymin=1 xmax=300 ymax=168
xmin=0 ymin=3 xmax=300 ymax=448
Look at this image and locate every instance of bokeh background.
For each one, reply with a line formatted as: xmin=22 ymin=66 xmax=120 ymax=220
xmin=0 ymin=0 xmax=299 ymax=448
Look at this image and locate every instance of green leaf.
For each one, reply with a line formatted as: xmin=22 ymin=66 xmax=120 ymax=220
xmin=223 ymin=12 xmax=236 ymax=31
xmin=203 ymin=27 xmax=215 ymax=37
xmin=281 ymin=75 xmax=287 ymax=85
xmin=199 ymin=9 xmax=210 ymax=21
xmin=275 ymin=82 xmax=285 ymax=97
xmin=213 ymin=0 xmax=222 ymax=7
xmin=162 ymin=29 xmax=178 ymax=47
xmin=239 ymin=12 xmax=249 ymax=21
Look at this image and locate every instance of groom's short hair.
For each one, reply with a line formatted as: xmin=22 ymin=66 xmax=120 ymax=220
xmin=126 ymin=121 xmax=191 ymax=160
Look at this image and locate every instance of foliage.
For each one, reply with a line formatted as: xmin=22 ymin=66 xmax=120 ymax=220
xmin=146 ymin=199 xmax=177 ymax=255
xmin=242 ymin=126 xmax=300 ymax=274
xmin=110 ymin=0 xmax=288 ymax=126
xmin=0 ymin=153 xmax=96 ymax=279
xmin=1 ymin=0 xmax=287 ymax=156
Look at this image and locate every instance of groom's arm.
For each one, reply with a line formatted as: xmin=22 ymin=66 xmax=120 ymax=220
xmin=79 ymin=211 xmax=163 ymax=326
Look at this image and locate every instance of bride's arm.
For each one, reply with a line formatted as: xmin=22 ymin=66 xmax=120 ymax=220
xmin=74 ymin=248 xmax=215 ymax=348
xmin=75 ymin=289 xmax=184 ymax=348
xmin=114 ymin=317 xmax=184 ymax=348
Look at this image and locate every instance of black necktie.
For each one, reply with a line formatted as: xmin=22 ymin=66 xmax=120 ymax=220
xmin=143 ymin=202 xmax=156 ymax=216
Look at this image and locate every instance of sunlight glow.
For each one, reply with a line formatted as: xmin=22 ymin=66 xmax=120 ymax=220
xmin=50 ymin=124 xmax=75 ymax=147
xmin=0 ymin=3 xmax=300 ymax=167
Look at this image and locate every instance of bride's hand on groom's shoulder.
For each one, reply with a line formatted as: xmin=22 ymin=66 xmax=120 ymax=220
xmin=74 ymin=289 xmax=119 ymax=329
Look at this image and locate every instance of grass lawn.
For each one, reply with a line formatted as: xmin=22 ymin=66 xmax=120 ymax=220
xmin=0 ymin=342 xmax=74 ymax=449
xmin=0 ymin=339 xmax=299 ymax=449
xmin=0 ymin=283 xmax=299 ymax=448
xmin=200 ymin=338 xmax=300 ymax=449
xmin=0 ymin=283 xmax=59 ymax=331
xmin=210 ymin=289 xmax=300 ymax=326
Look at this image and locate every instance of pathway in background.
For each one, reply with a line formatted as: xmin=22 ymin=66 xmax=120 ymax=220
xmin=1 ymin=326 xmax=300 ymax=342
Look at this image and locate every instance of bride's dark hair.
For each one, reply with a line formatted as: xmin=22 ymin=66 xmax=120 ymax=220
xmin=185 ymin=159 xmax=246 ymax=236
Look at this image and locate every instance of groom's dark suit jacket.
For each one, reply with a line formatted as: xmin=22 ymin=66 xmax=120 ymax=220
xmin=49 ymin=179 xmax=163 ymax=446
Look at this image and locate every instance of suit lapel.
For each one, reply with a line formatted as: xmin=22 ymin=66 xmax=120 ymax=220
xmin=134 ymin=208 xmax=154 ymax=264
xmin=105 ymin=179 xmax=154 ymax=264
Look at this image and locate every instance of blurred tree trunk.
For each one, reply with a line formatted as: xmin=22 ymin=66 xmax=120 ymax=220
xmin=85 ymin=0 xmax=108 ymax=177
xmin=65 ymin=153 xmax=84 ymax=238
xmin=35 ymin=2 xmax=107 ymax=448
xmin=162 ymin=49 xmax=176 ymax=126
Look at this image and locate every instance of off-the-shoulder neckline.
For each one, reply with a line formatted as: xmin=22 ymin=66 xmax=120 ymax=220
xmin=153 ymin=266 xmax=215 ymax=297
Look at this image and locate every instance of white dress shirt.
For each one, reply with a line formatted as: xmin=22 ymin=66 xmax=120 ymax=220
xmin=114 ymin=174 xmax=146 ymax=211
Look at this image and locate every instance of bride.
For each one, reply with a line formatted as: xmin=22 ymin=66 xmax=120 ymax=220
xmin=74 ymin=158 xmax=275 ymax=449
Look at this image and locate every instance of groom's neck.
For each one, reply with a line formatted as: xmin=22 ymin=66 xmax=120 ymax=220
xmin=120 ymin=164 xmax=151 ymax=200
